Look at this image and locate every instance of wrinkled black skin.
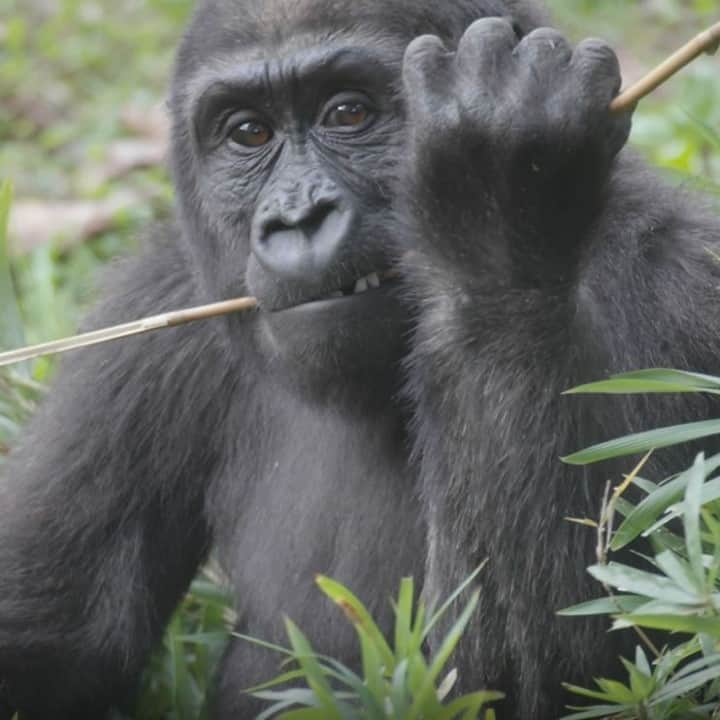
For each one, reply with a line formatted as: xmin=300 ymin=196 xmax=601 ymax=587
xmin=2 ymin=0 xmax=720 ymax=718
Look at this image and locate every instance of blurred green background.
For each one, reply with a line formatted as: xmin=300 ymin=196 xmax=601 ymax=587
xmin=0 ymin=0 xmax=719 ymax=718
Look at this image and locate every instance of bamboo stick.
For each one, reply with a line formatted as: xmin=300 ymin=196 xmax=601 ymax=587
xmin=0 ymin=297 xmax=257 ymax=368
xmin=611 ymin=21 xmax=720 ymax=113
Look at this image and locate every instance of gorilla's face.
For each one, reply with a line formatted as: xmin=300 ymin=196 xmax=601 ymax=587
xmin=169 ymin=0 xmax=540 ymax=381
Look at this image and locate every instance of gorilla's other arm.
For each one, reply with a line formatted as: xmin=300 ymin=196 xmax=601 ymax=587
xmin=0 ymin=239 xmax=232 ymax=719
xmin=400 ymin=18 xmax=720 ymax=718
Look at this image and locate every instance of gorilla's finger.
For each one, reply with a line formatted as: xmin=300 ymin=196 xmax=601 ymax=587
xmin=403 ymin=34 xmax=454 ymax=100
xmin=516 ymin=27 xmax=572 ymax=66
xmin=455 ymin=17 xmax=517 ymax=77
xmin=571 ymin=38 xmax=623 ymax=101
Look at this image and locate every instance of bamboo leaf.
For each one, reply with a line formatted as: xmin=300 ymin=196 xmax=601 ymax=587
xmin=407 ymin=592 xmax=480 ymax=720
xmin=557 ymin=595 xmax=648 ymax=617
xmin=394 ymin=577 xmax=414 ymax=661
xmin=588 ymin=563 xmax=702 ymax=604
xmin=684 ymin=454 xmax=706 ymax=584
xmin=611 ymin=454 xmax=720 ymax=550
xmin=316 ymin=575 xmax=395 ymax=672
xmin=284 ymin=619 xmax=342 ymax=718
xmin=563 ymin=419 xmax=720 ymax=465
xmin=623 ymin=614 xmax=720 ymax=636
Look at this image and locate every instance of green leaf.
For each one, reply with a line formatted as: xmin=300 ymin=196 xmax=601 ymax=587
xmin=425 ymin=563 xmax=486 ymax=639
xmin=651 ymin=664 xmax=720 ymax=705
xmin=617 ymin=369 xmax=720 ymax=388
xmin=684 ymin=454 xmax=706 ymax=584
xmin=620 ymin=657 xmax=654 ymax=699
xmin=407 ymin=592 xmax=480 ymax=720
xmin=245 ymin=670 xmax=309 ymax=695
xmin=623 ymin=614 xmax=720 ymax=636
xmin=560 ymin=704 xmax=632 ymax=720
xmin=663 ymin=650 xmax=720 ymax=679
xmin=390 ymin=659 xmax=411 ymax=718
xmin=357 ymin=628 xmax=386 ymax=711
xmin=654 ymin=549 xmax=705 ymax=595
xmin=189 ymin=578 xmax=234 ymax=605
xmin=277 ymin=710 xmax=329 ymax=719
xmin=611 ymin=454 xmax=720 ymax=550
xmin=436 ymin=690 xmax=504 ymax=719
xmin=168 ymin=617 xmax=202 ymax=720
xmin=628 ymin=598 xmax=705 ymax=615
xmin=557 ymin=595 xmax=647 ymax=617
xmin=634 ymin=646 xmax=651 ymax=677
xmin=316 ymin=576 xmax=395 ymax=672
xmin=567 ymin=369 xmax=720 ymax=395
xmin=394 ymin=576 xmax=414 ymax=660
xmin=561 ymin=682 xmax=621 ymax=702
xmin=283 ymin=619 xmax=342 ymax=718
xmin=588 ymin=563 xmax=702 ymax=605
xmin=565 ymin=379 xmax=717 ymax=395
xmin=594 ymin=678 xmax=637 ymax=704
xmin=562 ymin=419 xmax=720 ymax=465
xmin=234 ymin=632 xmax=294 ymax=657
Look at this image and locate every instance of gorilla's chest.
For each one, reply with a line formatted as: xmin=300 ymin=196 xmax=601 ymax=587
xmin=215 ymin=401 xmax=425 ymax=638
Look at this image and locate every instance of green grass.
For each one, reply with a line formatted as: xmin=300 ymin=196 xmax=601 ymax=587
xmin=239 ymin=569 xmax=502 ymax=720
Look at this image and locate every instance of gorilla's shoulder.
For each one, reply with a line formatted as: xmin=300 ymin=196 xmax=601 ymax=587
xmin=88 ymin=222 xmax=199 ymax=328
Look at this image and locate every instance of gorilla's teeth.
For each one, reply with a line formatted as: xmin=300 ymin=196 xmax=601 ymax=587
xmin=367 ymin=272 xmax=380 ymax=289
xmin=354 ymin=277 xmax=369 ymax=294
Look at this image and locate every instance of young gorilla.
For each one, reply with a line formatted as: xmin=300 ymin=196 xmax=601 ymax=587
xmin=2 ymin=0 xmax=720 ymax=717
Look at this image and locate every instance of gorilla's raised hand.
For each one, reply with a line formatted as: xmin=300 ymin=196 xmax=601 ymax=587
xmin=396 ymin=18 xmax=643 ymax=718
xmin=401 ymin=18 xmax=632 ymax=265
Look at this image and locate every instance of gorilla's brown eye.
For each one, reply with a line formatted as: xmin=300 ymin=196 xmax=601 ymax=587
xmin=324 ymin=102 xmax=370 ymax=129
xmin=229 ymin=120 xmax=273 ymax=147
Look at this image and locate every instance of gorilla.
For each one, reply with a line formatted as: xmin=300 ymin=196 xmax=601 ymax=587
xmin=2 ymin=0 xmax=720 ymax=718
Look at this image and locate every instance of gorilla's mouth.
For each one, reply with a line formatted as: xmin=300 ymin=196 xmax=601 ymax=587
xmin=274 ymin=269 xmax=400 ymax=312
xmin=322 ymin=270 xmax=399 ymax=300
xmin=295 ymin=270 xmax=399 ymax=307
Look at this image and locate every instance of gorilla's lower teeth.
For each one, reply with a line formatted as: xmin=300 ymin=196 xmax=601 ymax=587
xmin=322 ymin=271 xmax=391 ymax=301
xmin=354 ymin=277 xmax=369 ymax=294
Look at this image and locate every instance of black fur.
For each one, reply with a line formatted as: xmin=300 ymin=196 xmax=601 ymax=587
xmin=1 ymin=1 xmax=719 ymax=718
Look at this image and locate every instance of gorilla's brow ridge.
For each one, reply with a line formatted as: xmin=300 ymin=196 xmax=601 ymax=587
xmin=190 ymin=45 xmax=396 ymax=117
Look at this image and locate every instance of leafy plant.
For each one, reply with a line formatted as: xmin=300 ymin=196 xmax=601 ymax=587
xmin=0 ymin=181 xmax=43 ymax=454
xmin=134 ymin=572 xmax=233 ymax=720
xmin=559 ymin=369 xmax=720 ymax=719
xmin=239 ymin=566 xmax=503 ymax=720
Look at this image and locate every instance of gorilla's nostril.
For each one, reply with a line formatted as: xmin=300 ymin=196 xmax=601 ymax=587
xmin=264 ymin=201 xmax=335 ymax=238
xmin=300 ymin=202 xmax=335 ymax=234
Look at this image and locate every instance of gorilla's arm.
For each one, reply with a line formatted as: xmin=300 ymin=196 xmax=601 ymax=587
xmin=400 ymin=18 xmax=720 ymax=717
xmin=0 ymin=238 xmax=232 ymax=718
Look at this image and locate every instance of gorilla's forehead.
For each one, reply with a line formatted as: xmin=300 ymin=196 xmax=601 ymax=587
xmin=176 ymin=0 xmax=545 ymax=82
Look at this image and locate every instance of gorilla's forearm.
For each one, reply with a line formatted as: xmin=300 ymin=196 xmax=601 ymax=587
xmin=402 ymin=157 xmax=720 ymax=716
xmin=406 ymin=153 xmax=720 ymax=364
xmin=0 ymin=241 xmax=231 ymax=718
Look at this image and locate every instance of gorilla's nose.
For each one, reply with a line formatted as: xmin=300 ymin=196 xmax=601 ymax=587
xmin=251 ymin=187 xmax=353 ymax=281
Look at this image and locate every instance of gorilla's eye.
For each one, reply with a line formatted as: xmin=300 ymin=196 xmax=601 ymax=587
xmin=229 ymin=119 xmax=274 ymax=148
xmin=323 ymin=101 xmax=371 ymax=129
